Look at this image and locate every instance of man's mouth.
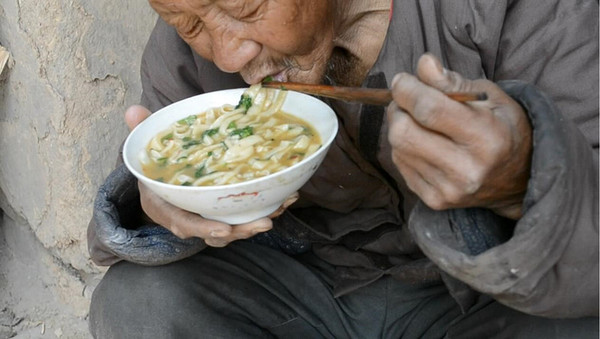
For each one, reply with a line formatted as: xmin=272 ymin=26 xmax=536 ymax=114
xmin=241 ymin=68 xmax=288 ymax=85
xmin=268 ymin=70 xmax=288 ymax=82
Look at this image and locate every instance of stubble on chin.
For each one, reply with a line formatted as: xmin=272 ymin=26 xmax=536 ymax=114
xmin=240 ymin=55 xmax=327 ymax=85
xmin=324 ymin=47 xmax=364 ymax=87
xmin=239 ymin=47 xmax=361 ymax=86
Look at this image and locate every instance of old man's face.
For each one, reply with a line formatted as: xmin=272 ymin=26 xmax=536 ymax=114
xmin=149 ymin=0 xmax=336 ymax=84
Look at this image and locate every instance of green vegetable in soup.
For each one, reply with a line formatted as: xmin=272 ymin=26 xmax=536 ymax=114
xmin=235 ymin=94 xmax=253 ymax=111
xmin=229 ymin=126 xmax=253 ymax=139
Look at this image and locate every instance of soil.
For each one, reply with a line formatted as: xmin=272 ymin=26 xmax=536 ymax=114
xmin=0 ymin=211 xmax=99 ymax=338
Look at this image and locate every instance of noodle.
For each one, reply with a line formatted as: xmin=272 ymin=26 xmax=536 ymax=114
xmin=141 ymin=84 xmax=322 ymax=186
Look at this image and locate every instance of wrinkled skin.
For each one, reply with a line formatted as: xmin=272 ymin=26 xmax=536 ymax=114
xmin=148 ymin=0 xmax=337 ymax=84
xmin=387 ymin=54 xmax=531 ymax=219
xmin=128 ymin=0 xmax=532 ymax=247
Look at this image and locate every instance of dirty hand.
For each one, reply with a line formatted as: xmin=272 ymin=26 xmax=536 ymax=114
xmin=125 ymin=105 xmax=298 ymax=247
xmin=386 ymin=54 xmax=532 ymax=219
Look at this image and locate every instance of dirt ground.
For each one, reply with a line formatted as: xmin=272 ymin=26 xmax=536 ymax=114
xmin=0 ymin=211 xmax=101 ymax=338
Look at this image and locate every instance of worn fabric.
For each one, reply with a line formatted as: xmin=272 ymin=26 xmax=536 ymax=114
xmin=88 ymin=163 xmax=206 ymax=265
xmin=89 ymin=241 xmax=599 ymax=339
xmin=88 ymin=0 xmax=599 ymax=320
xmin=410 ymin=80 xmax=599 ymax=316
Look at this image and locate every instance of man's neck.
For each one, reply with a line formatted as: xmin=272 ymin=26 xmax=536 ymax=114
xmin=327 ymin=0 xmax=391 ymax=87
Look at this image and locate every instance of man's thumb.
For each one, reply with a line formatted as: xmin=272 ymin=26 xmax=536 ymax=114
xmin=125 ymin=105 xmax=151 ymax=131
xmin=417 ymin=53 xmax=469 ymax=93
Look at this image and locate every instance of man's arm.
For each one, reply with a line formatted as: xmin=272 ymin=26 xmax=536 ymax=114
xmin=400 ymin=0 xmax=598 ymax=317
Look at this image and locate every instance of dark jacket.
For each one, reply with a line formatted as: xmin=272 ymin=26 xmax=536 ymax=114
xmin=88 ymin=0 xmax=599 ymax=318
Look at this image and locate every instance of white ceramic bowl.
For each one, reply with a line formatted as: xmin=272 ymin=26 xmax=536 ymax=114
xmin=123 ymin=88 xmax=338 ymax=224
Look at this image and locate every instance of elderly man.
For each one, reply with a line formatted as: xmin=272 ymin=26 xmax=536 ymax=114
xmin=88 ymin=0 xmax=598 ymax=338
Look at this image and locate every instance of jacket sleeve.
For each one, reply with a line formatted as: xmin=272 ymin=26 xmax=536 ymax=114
xmin=409 ymin=1 xmax=598 ymax=318
xmin=139 ymin=18 xmax=205 ymax=112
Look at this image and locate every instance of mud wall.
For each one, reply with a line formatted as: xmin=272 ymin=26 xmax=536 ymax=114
xmin=0 ymin=0 xmax=157 ymax=324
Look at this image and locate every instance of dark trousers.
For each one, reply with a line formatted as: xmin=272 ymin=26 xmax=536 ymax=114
xmin=89 ymin=241 xmax=598 ymax=338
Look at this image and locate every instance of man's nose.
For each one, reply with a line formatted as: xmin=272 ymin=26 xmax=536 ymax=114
xmin=210 ymin=31 xmax=261 ymax=73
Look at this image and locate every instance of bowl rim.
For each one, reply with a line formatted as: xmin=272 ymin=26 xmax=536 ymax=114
xmin=123 ymin=88 xmax=339 ymax=191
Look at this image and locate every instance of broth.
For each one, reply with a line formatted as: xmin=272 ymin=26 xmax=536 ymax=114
xmin=140 ymin=85 xmax=322 ymax=186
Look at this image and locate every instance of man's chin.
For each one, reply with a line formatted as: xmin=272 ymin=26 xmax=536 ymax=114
xmin=239 ymin=63 xmax=327 ymax=85
xmin=285 ymin=69 xmax=327 ymax=85
xmin=241 ymin=73 xmax=322 ymax=86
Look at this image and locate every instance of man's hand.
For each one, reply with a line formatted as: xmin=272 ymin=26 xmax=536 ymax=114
xmin=387 ymin=54 xmax=532 ymax=219
xmin=125 ymin=105 xmax=296 ymax=247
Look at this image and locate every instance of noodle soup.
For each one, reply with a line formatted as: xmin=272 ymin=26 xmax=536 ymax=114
xmin=140 ymin=85 xmax=322 ymax=187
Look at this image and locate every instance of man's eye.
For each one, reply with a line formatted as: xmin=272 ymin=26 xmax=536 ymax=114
xmin=178 ymin=17 xmax=203 ymax=39
xmin=237 ymin=2 xmax=267 ymax=22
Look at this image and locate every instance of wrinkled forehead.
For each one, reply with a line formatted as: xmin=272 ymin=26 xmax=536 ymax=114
xmin=150 ymin=0 xmax=294 ymax=13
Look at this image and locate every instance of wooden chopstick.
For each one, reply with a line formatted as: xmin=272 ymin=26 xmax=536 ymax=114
xmin=262 ymin=81 xmax=487 ymax=106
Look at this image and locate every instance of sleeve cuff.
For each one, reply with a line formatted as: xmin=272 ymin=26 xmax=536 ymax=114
xmin=408 ymin=80 xmax=599 ymax=317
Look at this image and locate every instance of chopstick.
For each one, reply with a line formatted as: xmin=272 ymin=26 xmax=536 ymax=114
xmin=262 ymin=81 xmax=487 ymax=106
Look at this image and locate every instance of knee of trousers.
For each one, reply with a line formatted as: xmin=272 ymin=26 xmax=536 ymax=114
xmin=88 ymin=260 xmax=215 ymax=338
xmin=88 ymin=243 xmax=326 ymax=338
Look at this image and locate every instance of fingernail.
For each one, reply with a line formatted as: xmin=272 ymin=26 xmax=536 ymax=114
xmin=206 ymin=239 xmax=228 ymax=247
xmin=282 ymin=197 xmax=298 ymax=209
xmin=423 ymin=52 xmax=445 ymax=75
xmin=252 ymin=227 xmax=271 ymax=234
xmin=391 ymin=73 xmax=403 ymax=88
xmin=433 ymin=59 xmax=446 ymax=76
xmin=210 ymin=229 xmax=228 ymax=237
